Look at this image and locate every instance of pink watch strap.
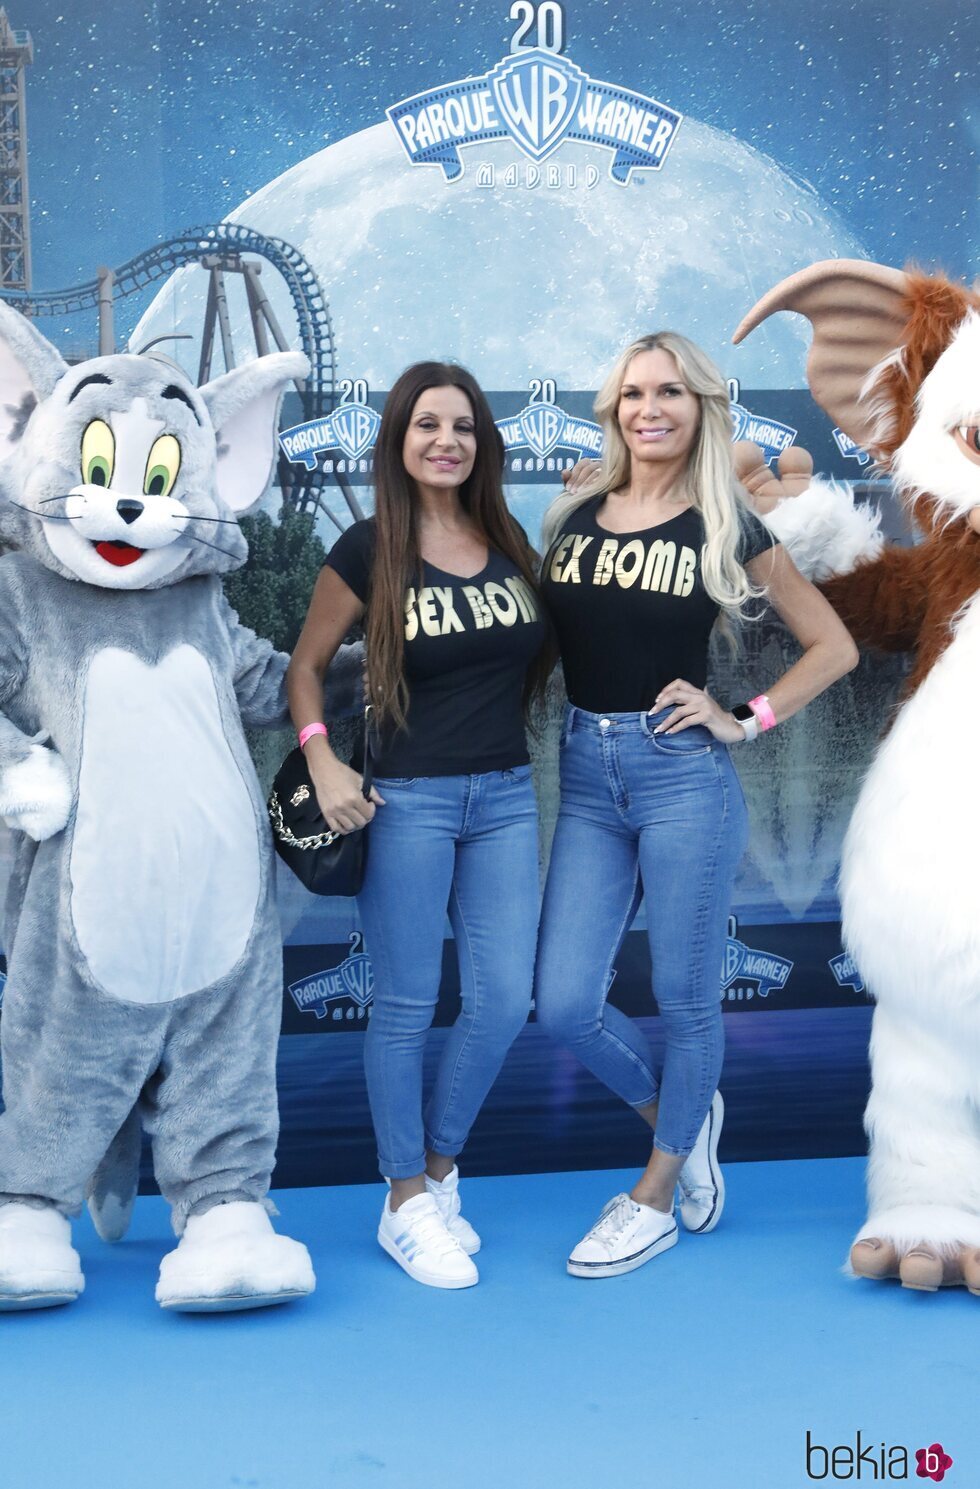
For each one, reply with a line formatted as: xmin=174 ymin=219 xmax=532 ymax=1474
xmin=298 ymin=722 xmax=328 ymax=749
xmin=748 ymin=694 xmax=776 ymax=732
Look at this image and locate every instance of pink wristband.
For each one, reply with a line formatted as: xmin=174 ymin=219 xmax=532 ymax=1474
xmin=298 ymin=722 xmax=328 ymax=750
xmin=748 ymin=694 xmax=776 ymax=732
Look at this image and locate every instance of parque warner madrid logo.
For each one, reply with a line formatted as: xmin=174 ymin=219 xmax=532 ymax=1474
xmin=387 ymin=4 xmax=682 ymax=185
xmin=279 ymin=402 xmax=381 ymax=469
xmin=497 ymin=379 xmax=603 ymax=463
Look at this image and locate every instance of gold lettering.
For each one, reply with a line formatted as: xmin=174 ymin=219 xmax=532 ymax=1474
xmin=463 ymin=584 xmax=493 ymax=628
xmin=485 ymin=581 xmax=518 ymax=626
xmin=673 ymin=546 xmax=696 ymax=597
xmin=404 ymin=586 xmax=419 ymax=641
xmin=418 ymin=587 xmax=441 ymax=637
xmin=593 ymin=538 xmax=618 ymax=585
xmin=548 ymin=534 xmax=574 ymax=583
xmin=432 ymin=585 xmax=464 ymax=634
xmin=505 ymin=575 xmax=537 ymax=623
xmin=614 ymin=539 xmax=645 ymax=588
xmin=641 ymin=540 xmax=676 ymax=593
xmin=560 ymin=534 xmax=593 ymax=584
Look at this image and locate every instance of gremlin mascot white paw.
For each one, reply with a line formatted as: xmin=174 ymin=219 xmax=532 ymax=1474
xmin=0 ymin=304 xmax=360 ymax=1311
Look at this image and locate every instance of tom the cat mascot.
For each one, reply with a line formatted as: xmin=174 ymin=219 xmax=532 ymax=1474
xmin=0 ymin=304 xmax=359 ymax=1312
xmin=735 ymin=261 xmax=980 ymax=1296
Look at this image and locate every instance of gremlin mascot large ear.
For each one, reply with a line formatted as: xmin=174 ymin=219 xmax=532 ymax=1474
xmin=735 ymin=259 xmax=980 ymax=1296
xmin=0 ymin=303 xmax=359 ymax=1312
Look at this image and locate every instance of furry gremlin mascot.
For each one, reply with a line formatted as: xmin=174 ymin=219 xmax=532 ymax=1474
xmin=734 ymin=260 xmax=980 ymax=1295
xmin=0 ymin=304 xmax=361 ymax=1311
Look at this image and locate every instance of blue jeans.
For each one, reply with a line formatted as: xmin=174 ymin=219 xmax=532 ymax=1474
xmin=534 ymin=706 xmax=748 ymax=1156
xmin=358 ymin=767 xmax=539 ymax=1179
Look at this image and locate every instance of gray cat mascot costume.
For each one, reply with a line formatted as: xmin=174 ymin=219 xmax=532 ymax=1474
xmin=0 ymin=304 xmax=359 ymax=1312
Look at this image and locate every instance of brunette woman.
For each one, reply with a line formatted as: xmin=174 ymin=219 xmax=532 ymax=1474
xmin=288 ymin=363 xmax=547 ymax=1288
xmin=535 ymin=333 xmax=858 ymax=1277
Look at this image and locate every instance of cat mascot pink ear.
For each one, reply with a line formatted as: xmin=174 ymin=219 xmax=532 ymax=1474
xmin=198 ymin=352 xmax=308 ymax=514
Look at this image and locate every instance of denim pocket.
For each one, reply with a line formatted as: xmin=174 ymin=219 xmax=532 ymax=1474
xmin=501 ymin=764 xmax=533 ymax=784
xmin=646 ymin=726 xmax=713 ymax=757
xmin=373 ymin=776 xmax=419 ymax=788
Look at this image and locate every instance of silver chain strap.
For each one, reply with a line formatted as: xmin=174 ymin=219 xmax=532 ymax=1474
xmin=268 ymin=791 xmax=341 ymax=851
xmin=269 ymin=703 xmax=374 ymax=852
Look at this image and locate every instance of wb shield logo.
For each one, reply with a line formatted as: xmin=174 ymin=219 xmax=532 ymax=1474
xmin=339 ymin=946 xmax=373 ymax=1006
xmin=489 ymin=50 xmax=585 ymax=163
xmin=722 ymin=938 xmax=744 ymax=986
xmin=518 ymin=403 xmax=565 ymax=459
xmin=729 ymin=403 xmax=797 ymax=465
xmin=332 ymin=403 xmax=381 ymax=462
xmin=288 ymin=933 xmax=374 ymax=1022
xmin=720 ymin=917 xmax=793 ymax=1002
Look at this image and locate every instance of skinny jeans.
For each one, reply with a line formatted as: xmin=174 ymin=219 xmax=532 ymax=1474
xmin=534 ymin=706 xmax=748 ymax=1156
xmin=358 ymin=766 xmax=539 ymax=1179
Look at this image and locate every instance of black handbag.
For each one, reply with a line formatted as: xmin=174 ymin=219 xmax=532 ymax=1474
xmin=268 ymin=708 xmax=377 ymax=896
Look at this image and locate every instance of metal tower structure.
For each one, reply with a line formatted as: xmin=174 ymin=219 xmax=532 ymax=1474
xmin=0 ymin=7 xmax=32 ymax=291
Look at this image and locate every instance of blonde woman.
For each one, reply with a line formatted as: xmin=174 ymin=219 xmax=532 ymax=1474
xmin=534 ymin=333 xmax=857 ymax=1277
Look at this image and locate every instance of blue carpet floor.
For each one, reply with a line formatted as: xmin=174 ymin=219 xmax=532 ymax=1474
xmin=1 ymin=1158 xmax=975 ymax=1489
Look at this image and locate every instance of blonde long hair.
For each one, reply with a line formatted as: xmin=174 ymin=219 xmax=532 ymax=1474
xmin=542 ymin=332 xmax=765 ymax=617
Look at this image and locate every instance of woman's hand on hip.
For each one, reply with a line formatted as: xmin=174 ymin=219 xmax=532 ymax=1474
xmin=309 ymin=755 xmax=385 ymax=834
xmin=651 ymin=679 xmax=746 ymax=744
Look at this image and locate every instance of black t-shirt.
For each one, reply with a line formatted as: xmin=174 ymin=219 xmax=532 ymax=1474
xmin=325 ymin=519 xmax=546 ymax=777
xmin=542 ymin=494 xmax=777 ymax=712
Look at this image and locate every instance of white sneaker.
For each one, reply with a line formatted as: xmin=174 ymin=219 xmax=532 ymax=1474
xmin=156 ymin=1201 xmax=315 ymax=1312
xmin=378 ymin=1192 xmax=479 ymax=1289
xmin=0 ymin=1203 xmax=85 ymax=1310
xmin=425 ymin=1166 xmax=481 ymax=1255
xmin=567 ymin=1193 xmax=678 ymax=1278
xmin=677 ymin=1090 xmax=725 ymax=1234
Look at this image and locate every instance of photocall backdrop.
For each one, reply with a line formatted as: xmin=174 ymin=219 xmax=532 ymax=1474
xmin=0 ymin=0 xmax=975 ymax=1185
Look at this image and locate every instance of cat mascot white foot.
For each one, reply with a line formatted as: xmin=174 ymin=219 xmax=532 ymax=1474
xmin=735 ymin=261 xmax=980 ymax=1295
xmin=0 ymin=304 xmax=360 ymax=1311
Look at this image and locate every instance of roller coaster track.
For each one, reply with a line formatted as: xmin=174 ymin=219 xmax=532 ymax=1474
xmin=0 ymin=223 xmax=344 ymax=515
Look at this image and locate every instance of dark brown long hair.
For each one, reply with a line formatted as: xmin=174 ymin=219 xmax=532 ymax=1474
xmin=366 ymin=361 xmax=551 ymax=730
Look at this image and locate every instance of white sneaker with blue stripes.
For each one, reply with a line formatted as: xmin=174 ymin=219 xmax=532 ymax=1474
xmin=567 ymin=1193 xmax=678 ymax=1278
xmin=378 ymin=1192 xmax=479 ymax=1289
xmin=676 ymin=1090 xmax=726 ymax=1234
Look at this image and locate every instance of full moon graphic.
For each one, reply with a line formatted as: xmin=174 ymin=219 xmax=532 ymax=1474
xmin=134 ymin=118 xmax=867 ymax=395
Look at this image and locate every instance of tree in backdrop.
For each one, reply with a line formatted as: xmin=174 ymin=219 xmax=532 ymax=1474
xmin=223 ymin=504 xmax=328 ymax=654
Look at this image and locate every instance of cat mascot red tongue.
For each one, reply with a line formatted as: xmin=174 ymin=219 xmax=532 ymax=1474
xmin=734 ymin=260 xmax=980 ymax=1295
